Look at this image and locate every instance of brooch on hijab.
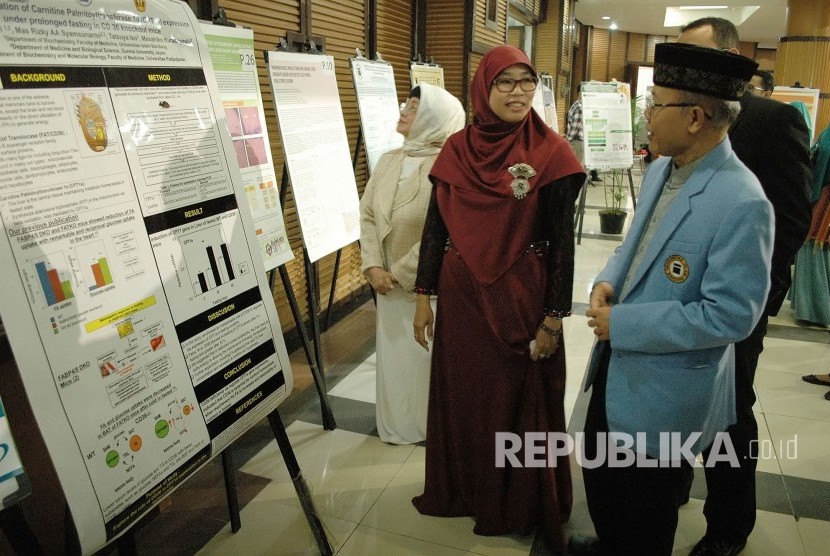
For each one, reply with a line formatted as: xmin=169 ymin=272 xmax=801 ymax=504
xmin=508 ymin=163 xmax=537 ymax=199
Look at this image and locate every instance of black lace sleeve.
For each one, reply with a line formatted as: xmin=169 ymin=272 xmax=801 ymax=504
xmin=540 ymin=174 xmax=584 ymax=317
xmin=415 ymin=184 xmax=448 ymax=295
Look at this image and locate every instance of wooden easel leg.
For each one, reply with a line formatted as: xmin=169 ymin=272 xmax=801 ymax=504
xmin=574 ymin=174 xmax=591 ymax=245
xmin=221 ymin=450 xmax=242 ymax=533
xmin=626 ymin=168 xmax=637 ymax=210
xmin=277 ymin=266 xmax=337 ymax=430
xmin=267 ymin=410 xmax=333 ymax=555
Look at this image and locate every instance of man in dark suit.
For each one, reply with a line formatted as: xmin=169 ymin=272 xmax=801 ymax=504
xmin=677 ymin=17 xmax=812 ymax=556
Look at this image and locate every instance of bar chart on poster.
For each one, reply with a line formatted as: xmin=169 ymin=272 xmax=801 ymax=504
xmin=179 ymin=223 xmax=248 ymax=296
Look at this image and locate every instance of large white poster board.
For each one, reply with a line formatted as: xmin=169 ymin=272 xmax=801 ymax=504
xmin=582 ymin=81 xmax=634 ymax=170
xmin=410 ymin=63 xmax=445 ymax=89
xmin=351 ymin=58 xmax=404 ymax=173
xmin=0 ymin=1 xmax=293 ymax=551
xmin=202 ymin=24 xmax=292 ymax=270
xmin=266 ymin=51 xmax=361 ymax=262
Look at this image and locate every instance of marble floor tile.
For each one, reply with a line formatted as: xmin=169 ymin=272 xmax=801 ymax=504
xmin=328 ymin=353 xmax=377 ymax=404
xmin=764 ymin=414 xmax=829 ymax=482
xmin=197 ymin=497 xmax=359 ymax=556
xmin=360 ymin=448 xmax=534 ymax=556
xmin=755 ymin=368 xmax=830 ymax=421
xmin=239 ymin=421 xmax=414 ymax=523
xmin=338 ymin=525 xmax=485 ymax=555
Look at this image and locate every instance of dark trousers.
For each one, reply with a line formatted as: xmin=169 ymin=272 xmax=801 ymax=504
xmin=582 ymin=355 xmax=691 ymax=556
xmin=698 ymin=314 xmax=766 ymax=542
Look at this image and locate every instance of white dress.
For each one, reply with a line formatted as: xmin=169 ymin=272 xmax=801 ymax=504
xmin=374 ymin=288 xmax=435 ymax=444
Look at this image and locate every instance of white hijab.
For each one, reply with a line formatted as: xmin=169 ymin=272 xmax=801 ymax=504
xmin=401 ymin=82 xmax=466 ymax=157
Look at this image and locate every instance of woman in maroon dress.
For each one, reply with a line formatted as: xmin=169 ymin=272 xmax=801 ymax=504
xmin=411 ymin=45 xmax=584 ymax=551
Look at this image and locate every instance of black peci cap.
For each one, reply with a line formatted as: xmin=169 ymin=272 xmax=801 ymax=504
xmin=653 ymin=42 xmax=758 ymax=100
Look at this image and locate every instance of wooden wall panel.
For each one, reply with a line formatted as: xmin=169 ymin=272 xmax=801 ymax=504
xmin=627 ymin=33 xmax=646 ymax=63
xmin=475 ymin=0 xmax=507 ymax=47
xmin=377 ymin=0 xmax=414 ymax=99
xmin=608 ymin=30 xmax=627 ymax=82
xmin=589 ymin=28 xmax=609 ymax=81
xmin=755 ymin=48 xmax=777 ymax=72
xmin=425 ymin=0 xmax=466 ymax=101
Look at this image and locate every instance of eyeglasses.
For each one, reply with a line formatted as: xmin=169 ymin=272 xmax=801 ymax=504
xmin=492 ymin=76 xmax=539 ymax=93
xmin=644 ymin=96 xmax=712 ymax=119
xmin=399 ymin=101 xmax=418 ymax=114
xmin=645 ymin=96 xmax=696 ymax=114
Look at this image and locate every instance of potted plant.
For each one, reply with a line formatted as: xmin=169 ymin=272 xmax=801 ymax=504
xmin=599 ymin=169 xmax=628 ymax=234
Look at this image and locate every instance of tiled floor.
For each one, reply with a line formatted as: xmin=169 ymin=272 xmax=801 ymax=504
xmin=129 ymin=177 xmax=830 ymax=555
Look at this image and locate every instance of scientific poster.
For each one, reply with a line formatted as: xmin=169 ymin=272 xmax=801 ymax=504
xmin=0 ymin=0 xmax=293 ymax=551
xmin=581 ymin=81 xmax=634 ymax=170
xmin=410 ymin=63 xmax=444 ymax=89
xmin=201 ymin=24 xmax=292 ymax=269
xmin=351 ymin=58 xmax=403 ymax=173
xmin=266 ymin=51 xmax=360 ymax=262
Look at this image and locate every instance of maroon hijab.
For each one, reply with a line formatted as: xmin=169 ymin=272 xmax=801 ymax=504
xmin=430 ymin=45 xmax=583 ymax=285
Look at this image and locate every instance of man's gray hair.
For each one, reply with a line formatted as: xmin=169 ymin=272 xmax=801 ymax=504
xmin=679 ymin=91 xmax=741 ymax=128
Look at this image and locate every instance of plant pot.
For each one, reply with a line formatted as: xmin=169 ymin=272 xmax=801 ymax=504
xmin=599 ymin=210 xmax=627 ymax=234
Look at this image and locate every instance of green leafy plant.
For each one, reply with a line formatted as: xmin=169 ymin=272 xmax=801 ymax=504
xmin=630 ymin=94 xmax=645 ymax=151
xmin=602 ymin=169 xmax=627 ymax=215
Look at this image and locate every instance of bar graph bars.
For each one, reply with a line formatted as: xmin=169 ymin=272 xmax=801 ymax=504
xmin=76 ymin=240 xmax=115 ymax=292
xmin=35 ymin=254 xmax=75 ymax=306
xmin=181 ymin=225 xmax=237 ymax=296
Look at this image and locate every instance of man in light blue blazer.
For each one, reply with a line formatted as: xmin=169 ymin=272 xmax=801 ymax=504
xmin=574 ymin=43 xmax=774 ymax=556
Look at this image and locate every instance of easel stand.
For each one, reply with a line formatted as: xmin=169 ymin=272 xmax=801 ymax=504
xmin=574 ymin=167 xmax=637 ymax=245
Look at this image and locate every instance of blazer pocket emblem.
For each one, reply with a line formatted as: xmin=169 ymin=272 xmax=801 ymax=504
xmin=664 ymin=255 xmax=690 ymax=283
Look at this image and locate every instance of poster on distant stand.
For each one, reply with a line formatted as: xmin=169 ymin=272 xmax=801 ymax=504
xmin=266 ymin=51 xmax=361 ymax=262
xmin=533 ymin=74 xmax=558 ymax=133
xmin=410 ymin=62 xmax=445 ymax=89
xmin=201 ymin=24 xmax=292 ymax=270
xmin=581 ymin=81 xmax=633 ymax=170
xmin=350 ymin=57 xmax=403 ymax=173
xmin=0 ymin=1 xmax=293 ymax=551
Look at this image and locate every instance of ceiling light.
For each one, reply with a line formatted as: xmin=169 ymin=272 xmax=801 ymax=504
xmin=679 ymin=5 xmax=728 ymax=9
xmin=609 ymin=22 xmax=618 ymax=30
xmin=602 ymin=16 xmax=611 ymax=20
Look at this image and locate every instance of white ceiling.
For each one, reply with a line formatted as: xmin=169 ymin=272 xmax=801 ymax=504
xmin=573 ymin=0 xmax=790 ymax=49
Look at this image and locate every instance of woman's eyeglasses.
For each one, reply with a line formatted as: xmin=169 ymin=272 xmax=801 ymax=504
xmin=492 ymin=76 xmax=539 ymax=93
xmin=399 ymin=101 xmax=418 ymax=113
